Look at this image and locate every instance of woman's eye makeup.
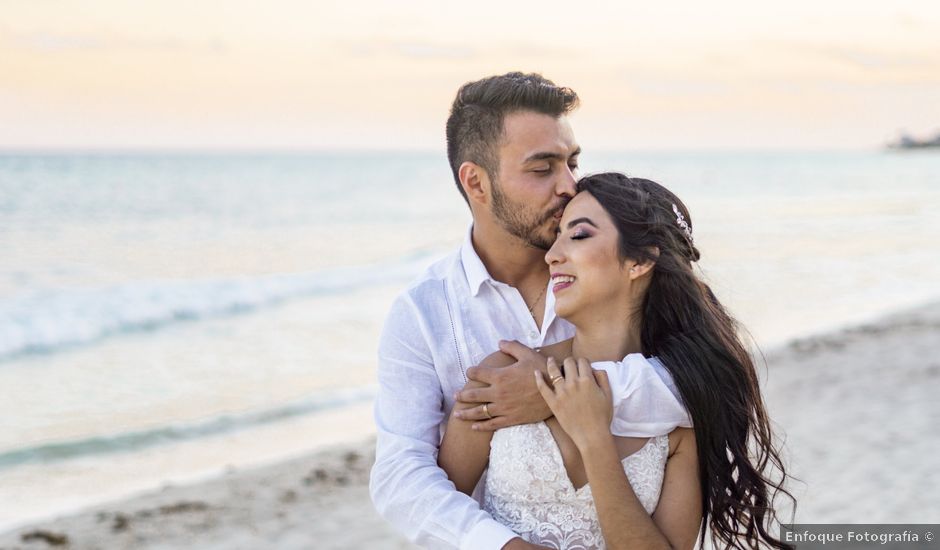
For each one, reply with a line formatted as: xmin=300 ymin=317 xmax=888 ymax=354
xmin=571 ymin=228 xmax=591 ymax=240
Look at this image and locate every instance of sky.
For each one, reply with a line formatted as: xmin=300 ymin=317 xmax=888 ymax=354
xmin=1 ymin=0 xmax=939 ymax=151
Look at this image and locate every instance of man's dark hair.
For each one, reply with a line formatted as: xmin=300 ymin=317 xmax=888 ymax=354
xmin=445 ymin=72 xmax=579 ymax=204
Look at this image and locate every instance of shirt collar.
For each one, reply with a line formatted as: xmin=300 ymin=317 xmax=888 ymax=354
xmin=460 ymin=224 xmax=492 ymax=297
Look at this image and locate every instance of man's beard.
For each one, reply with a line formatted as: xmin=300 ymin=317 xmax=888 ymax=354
xmin=491 ymin=177 xmax=564 ymax=251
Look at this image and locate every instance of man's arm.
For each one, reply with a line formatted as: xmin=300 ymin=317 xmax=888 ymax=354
xmin=456 ymin=344 xmax=689 ymax=438
xmin=369 ymin=294 xmax=520 ymax=550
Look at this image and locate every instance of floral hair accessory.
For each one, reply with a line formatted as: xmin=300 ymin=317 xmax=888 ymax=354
xmin=672 ymin=203 xmax=693 ymax=243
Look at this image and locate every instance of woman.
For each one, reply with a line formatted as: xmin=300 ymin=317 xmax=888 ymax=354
xmin=438 ymin=173 xmax=793 ymax=549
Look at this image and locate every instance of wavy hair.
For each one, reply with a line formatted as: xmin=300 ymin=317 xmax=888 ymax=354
xmin=579 ymin=172 xmax=795 ymax=549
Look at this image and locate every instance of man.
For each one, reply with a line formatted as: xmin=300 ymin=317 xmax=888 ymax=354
xmin=370 ymin=72 xmax=682 ymax=549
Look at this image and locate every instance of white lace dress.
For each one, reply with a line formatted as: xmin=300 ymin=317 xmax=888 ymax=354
xmin=484 ymin=421 xmax=669 ymax=550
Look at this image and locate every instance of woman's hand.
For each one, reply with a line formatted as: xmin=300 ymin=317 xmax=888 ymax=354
xmin=535 ymin=356 xmax=613 ymax=451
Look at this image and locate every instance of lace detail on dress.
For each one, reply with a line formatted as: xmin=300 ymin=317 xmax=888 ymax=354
xmin=484 ymin=422 xmax=668 ymax=550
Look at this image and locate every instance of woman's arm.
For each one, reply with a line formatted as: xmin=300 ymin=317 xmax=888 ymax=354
xmin=437 ymin=350 xmax=515 ymax=495
xmin=579 ymin=427 xmax=701 ymax=550
xmin=535 ymin=357 xmax=702 ymax=550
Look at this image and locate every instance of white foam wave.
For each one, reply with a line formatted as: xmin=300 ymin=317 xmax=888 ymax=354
xmin=0 ymin=253 xmax=437 ymax=362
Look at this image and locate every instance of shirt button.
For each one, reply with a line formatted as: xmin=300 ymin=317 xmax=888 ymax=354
xmin=529 ymin=331 xmax=539 ymax=340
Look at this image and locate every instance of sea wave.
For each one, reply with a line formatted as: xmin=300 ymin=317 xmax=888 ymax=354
xmin=0 ymin=250 xmax=440 ymax=362
xmin=0 ymin=385 xmax=377 ymax=470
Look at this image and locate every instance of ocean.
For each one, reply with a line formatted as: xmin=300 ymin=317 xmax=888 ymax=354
xmin=1 ymin=150 xmax=939 ymax=529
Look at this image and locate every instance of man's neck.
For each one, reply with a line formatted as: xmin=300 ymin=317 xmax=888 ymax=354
xmin=471 ymin=222 xmax=547 ymax=287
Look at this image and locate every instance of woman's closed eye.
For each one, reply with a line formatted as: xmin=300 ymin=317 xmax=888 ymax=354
xmin=571 ymin=230 xmax=590 ymax=240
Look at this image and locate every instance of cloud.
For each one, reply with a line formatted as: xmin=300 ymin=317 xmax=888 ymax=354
xmin=815 ymin=45 xmax=934 ymax=70
xmin=340 ymin=37 xmax=581 ymax=64
xmin=15 ymin=31 xmax=108 ymax=51
xmin=3 ymin=29 xmax=227 ymax=54
xmin=628 ymin=78 xmax=731 ymax=97
xmin=345 ymin=39 xmax=475 ymax=59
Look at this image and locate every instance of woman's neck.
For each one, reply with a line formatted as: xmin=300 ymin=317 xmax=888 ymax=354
xmin=569 ymin=311 xmax=643 ymax=363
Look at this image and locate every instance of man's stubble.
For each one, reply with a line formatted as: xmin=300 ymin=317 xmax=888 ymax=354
xmin=490 ymin=175 xmax=566 ymax=251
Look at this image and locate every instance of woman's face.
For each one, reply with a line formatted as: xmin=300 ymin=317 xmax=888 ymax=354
xmin=545 ymin=192 xmax=634 ymax=321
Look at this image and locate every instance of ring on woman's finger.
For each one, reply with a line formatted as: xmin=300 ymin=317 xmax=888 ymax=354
xmin=482 ymin=402 xmax=494 ymax=419
xmin=550 ymin=375 xmax=565 ymax=386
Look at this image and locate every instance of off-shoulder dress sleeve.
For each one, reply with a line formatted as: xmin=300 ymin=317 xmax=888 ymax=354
xmin=592 ymin=353 xmax=693 ymax=438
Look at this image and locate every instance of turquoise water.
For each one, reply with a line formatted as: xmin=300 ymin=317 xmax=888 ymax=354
xmin=1 ymin=150 xmax=939 ymax=527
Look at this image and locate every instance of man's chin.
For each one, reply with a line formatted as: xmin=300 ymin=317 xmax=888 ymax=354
xmin=526 ymin=230 xmax=555 ymax=251
xmin=533 ymin=220 xmax=561 ymax=250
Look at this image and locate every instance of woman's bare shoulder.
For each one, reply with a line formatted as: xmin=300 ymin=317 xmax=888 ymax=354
xmin=538 ymin=338 xmax=574 ymax=362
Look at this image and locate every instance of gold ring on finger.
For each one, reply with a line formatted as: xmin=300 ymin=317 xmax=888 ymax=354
xmin=482 ymin=403 xmax=494 ymax=419
xmin=550 ymin=375 xmax=565 ymax=386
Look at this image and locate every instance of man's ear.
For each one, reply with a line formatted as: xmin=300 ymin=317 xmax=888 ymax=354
xmin=458 ymin=161 xmax=490 ymax=206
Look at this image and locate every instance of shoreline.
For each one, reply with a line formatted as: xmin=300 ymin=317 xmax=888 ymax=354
xmin=2 ymin=437 xmax=413 ymax=550
xmin=3 ymin=299 xmax=938 ymax=548
xmin=0 ymin=401 xmax=379 ymax=536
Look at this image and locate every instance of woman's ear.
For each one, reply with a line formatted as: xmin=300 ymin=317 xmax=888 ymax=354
xmin=628 ymin=247 xmax=659 ymax=280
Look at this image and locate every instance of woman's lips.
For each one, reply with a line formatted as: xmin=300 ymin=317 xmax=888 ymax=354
xmin=551 ymin=275 xmax=575 ymax=293
xmin=552 ymin=281 xmax=573 ymax=293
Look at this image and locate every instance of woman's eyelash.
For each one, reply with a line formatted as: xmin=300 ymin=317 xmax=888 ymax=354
xmin=571 ymin=231 xmax=590 ymax=240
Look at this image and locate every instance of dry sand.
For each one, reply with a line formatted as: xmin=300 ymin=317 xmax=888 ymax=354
xmin=0 ymin=442 xmax=414 ymax=550
xmin=2 ymin=301 xmax=938 ymax=549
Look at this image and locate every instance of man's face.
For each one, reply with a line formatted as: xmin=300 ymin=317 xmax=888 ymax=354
xmin=489 ymin=111 xmax=580 ymax=250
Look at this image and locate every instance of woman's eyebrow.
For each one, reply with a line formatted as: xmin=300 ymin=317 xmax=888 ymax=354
xmin=566 ymin=217 xmax=598 ymax=229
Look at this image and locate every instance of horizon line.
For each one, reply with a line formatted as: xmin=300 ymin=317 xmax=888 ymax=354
xmin=0 ymin=145 xmax=891 ymax=156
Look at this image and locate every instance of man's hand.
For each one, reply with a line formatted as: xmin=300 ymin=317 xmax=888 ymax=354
xmin=453 ymin=340 xmax=551 ymax=430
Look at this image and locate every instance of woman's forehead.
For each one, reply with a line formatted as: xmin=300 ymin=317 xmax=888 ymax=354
xmin=560 ymin=192 xmax=606 ymax=224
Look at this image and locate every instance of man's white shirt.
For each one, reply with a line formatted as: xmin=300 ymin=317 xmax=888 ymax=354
xmin=370 ymin=226 xmax=689 ymax=550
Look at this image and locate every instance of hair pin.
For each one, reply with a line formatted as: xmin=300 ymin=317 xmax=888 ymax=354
xmin=672 ymin=203 xmax=694 ymax=243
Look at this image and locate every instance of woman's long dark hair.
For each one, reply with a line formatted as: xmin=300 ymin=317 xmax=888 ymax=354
xmin=579 ymin=173 xmax=794 ymax=549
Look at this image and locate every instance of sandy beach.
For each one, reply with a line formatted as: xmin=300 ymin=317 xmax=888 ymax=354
xmin=2 ymin=300 xmax=938 ymax=549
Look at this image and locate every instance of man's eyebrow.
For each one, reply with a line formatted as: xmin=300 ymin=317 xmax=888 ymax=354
xmin=524 ymin=147 xmax=582 ymax=163
xmin=566 ymin=217 xmax=597 ymax=229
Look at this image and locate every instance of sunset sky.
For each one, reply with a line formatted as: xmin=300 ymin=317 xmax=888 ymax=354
xmin=2 ymin=0 xmax=939 ymax=151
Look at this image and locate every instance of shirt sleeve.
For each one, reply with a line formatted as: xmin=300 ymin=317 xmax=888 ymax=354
xmin=593 ymin=354 xmax=693 ymax=438
xmin=369 ymin=292 xmax=518 ymax=550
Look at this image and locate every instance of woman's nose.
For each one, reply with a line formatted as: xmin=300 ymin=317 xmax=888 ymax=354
xmin=545 ymin=240 xmax=563 ymax=266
